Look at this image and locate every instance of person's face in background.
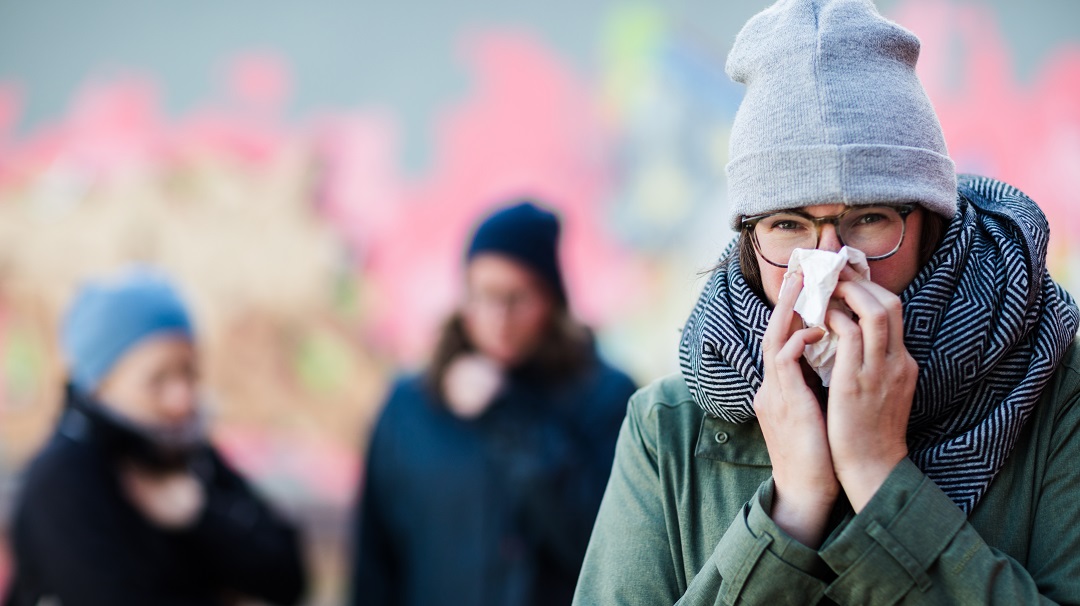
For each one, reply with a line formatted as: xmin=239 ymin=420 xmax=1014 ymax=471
xmin=462 ymin=254 xmax=557 ymax=368
xmin=756 ymin=203 xmax=926 ymax=306
xmin=94 ymin=336 xmax=200 ymax=429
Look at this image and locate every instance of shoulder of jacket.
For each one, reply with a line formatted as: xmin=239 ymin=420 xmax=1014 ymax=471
xmin=585 ymin=358 xmax=638 ymax=400
xmin=383 ymin=373 xmax=433 ymax=407
xmin=628 ymin=373 xmax=696 ymax=418
xmin=369 ymin=373 xmax=442 ymax=442
xmin=592 ymin=357 xmax=635 ymax=385
xmin=16 ymin=432 xmax=105 ymax=507
xmin=1032 ymin=337 xmax=1080 ymax=457
xmin=1054 ymin=336 xmax=1080 ymax=394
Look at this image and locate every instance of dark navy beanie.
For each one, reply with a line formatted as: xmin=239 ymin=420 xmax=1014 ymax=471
xmin=466 ymin=202 xmax=566 ymax=304
xmin=61 ymin=267 xmax=195 ymax=395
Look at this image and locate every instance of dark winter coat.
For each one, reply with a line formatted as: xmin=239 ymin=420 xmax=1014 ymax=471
xmin=4 ymin=387 xmax=307 ymax=606
xmin=350 ymin=354 xmax=636 ymax=606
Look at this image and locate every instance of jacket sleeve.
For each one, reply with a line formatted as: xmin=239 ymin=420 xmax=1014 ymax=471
xmin=573 ymin=392 xmax=685 ymax=605
xmin=511 ymin=372 xmax=638 ymax=576
xmin=804 ymin=359 xmax=1080 ymax=605
xmin=707 ymin=383 xmax=1080 ymax=606
xmin=682 ymin=478 xmax=833 ymax=605
xmin=348 ymin=395 xmax=404 ymax=606
xmin=184 ymin=449 xmax=307 ymax=606
xmin=572 ymin=392 xmax=830 ymax=606
xmin=803 ymin=459 xmax=1032 ymax=604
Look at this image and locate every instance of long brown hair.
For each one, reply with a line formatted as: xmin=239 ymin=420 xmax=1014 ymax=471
xmin=736 ymin=207 xmax=948 ymax=301
xmin=426 ymin=307 xmax=594 ymax=403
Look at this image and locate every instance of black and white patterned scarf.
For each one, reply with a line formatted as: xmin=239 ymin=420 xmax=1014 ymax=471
xmin=679 ymin=175 xmax=1080 ymax=513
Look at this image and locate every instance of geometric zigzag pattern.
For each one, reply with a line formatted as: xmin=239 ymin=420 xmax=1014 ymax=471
xmin=679 ymin=175 xmax=1079 ymax=514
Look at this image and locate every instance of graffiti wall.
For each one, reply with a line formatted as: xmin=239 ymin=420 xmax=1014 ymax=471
xmin=1 ymin=0 xmax=1077 ymax=602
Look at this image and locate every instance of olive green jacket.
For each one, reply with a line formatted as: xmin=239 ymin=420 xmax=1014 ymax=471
xmin=574 ymin=340 xmax=1080 ymax=605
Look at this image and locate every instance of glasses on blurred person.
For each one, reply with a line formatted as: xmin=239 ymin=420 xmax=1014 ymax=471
xmin=740 ymin=204 xmax=916 ymax=268
xmin=466 ymin=289 xmax=546 ymax=315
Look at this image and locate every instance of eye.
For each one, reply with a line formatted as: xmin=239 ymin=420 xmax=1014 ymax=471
xmin=761 ymin=214 xmax=810 ymax=233
xmin=853 ymin=212 xmax=888 ymax=225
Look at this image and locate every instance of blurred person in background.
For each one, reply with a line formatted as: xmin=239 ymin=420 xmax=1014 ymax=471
xmin=4 ymin=268 xmax=306 ymax=606
xmin=349 ymin=201 xmax=637 ymax=606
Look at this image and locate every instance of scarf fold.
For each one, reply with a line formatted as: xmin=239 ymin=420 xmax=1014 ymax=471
xmin=62 ymin=384 xmax=209 ymax=472
xmin=679 ymin=175 xmax=1079 ymax=513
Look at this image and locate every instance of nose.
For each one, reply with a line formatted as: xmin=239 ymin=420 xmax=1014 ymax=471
xmin=160 ymin=379 xmax=198 ymax=424
xmin=818 ymin=223 xmax=843 ymax=253
xmin=489 ymin=301 xmax=513 ymax=329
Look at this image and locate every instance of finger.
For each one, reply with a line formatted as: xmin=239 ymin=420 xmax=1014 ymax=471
xmin=838 ymin=269 xmax=906 ymax=352
xmin=833 ymin=280 xmax=889 ymax=362
xmin=774 ymin=326 xmax=825 ymax=397
xmin=826 ymin=308 xmax=864 ymax=375
xmin=765 ymin=271 xmax=805 ymax=350
xmin=839 ymin=265 xmax=868 ymax=283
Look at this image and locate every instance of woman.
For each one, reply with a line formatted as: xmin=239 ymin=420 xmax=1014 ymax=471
xmin=5 ymin=268 xmax=306 ymax=606
xmin=350 ymin=202 xmax=637 ymax=606
xmin=574 ymin=1 xmax=1080 ymax=604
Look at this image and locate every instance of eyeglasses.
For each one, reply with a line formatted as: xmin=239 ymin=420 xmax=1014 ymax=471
xmin=740 ymin=204 xmax=916 ymax=268
xmin=465 ymin=289 xmax=545 ymax=315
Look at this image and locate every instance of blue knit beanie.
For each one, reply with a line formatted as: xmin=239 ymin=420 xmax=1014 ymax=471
xmin=61 ymin=267 xmax=195 ymax=395
xmin=467 ymin=202 xmax=566 ymax=304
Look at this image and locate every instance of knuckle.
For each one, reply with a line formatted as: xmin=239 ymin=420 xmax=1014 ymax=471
xmin=904 ymin=354 xmax=919 ymax=376
xmin=835 ymin=320 xmax=860 ymax=338
xmin=756 ymin=332 xmax=781 ymax=356
xmin=761 ymin=335 xmax=780 ymax=356
xmin=752 ymin=391 xmax=772 ymax=414
xmin=865 ymin=309 xmax=889 ymax=332
xmin=771 ymin=352 xmax=793 ymax=370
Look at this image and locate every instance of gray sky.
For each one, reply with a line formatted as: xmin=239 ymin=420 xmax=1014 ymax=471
xmin=0 ymin=0 xmax=1077 ymax=162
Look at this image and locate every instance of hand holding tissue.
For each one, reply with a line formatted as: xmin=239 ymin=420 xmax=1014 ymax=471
xmin=784 ymin=246 xmax=870 ymax=386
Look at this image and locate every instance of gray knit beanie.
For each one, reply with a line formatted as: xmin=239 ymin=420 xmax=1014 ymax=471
xmin=725 ymin=0 xmax=957 ymax=228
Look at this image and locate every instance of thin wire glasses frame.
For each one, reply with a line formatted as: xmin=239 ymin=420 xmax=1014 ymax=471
xmin=740 ymin=203 xmax=917 ymax=268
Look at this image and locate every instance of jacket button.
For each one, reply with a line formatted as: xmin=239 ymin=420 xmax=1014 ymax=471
xmin=714 ymin=431 xmax=729 ymax=444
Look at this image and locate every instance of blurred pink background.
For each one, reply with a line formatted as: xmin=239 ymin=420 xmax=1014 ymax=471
xmin=1 ymin=0 xmax=1078 ymax=603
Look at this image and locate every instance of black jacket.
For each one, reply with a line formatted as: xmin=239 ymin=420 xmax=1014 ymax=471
xmin=349 ymin=354 xmax=636 ymax=606
xmin=4 ymin=388 xmax=307 ymax=606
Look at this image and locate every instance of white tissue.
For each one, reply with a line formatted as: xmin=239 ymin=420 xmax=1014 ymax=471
xmin=783 ymin=246 xmax=870 ymax=386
